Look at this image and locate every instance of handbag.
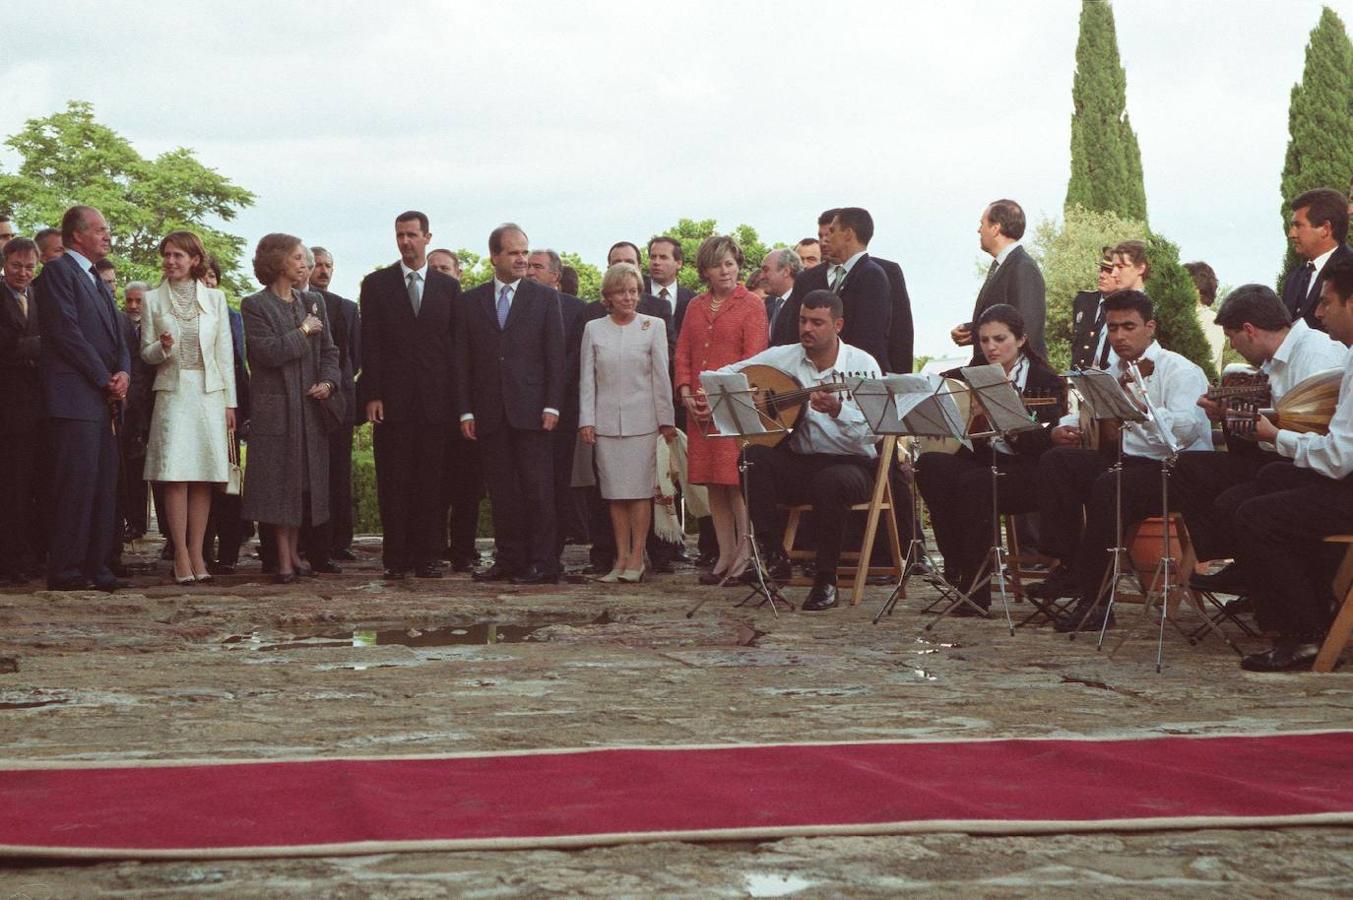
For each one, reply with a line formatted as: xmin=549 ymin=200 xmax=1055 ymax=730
xmin=316 ymin=388 xmax=347 ymax=434
xmin=222 ymin=432 xmax=242 ymax=495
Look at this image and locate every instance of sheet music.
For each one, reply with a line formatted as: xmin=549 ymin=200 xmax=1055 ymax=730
xmin=849 ymin=374 xmax=969 ymax=446
xmin=960 ymin=364 xmax=1040 ymax=435
xmin=698 ymin=371 xmax=769 ymax=437
xmin=1066 ymin=369 xmax=1148 ymax=423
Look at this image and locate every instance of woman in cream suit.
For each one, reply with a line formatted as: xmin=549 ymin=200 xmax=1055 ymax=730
xmin=579 ymin=262 xmax=676 ymax=583
xmin=141 ymin=230 xmax=237 ymax=585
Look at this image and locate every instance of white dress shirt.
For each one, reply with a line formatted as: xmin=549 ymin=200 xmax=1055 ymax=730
xmin=1263 ymin=320 xmax=1348 ymax=401
xmin=1060 ymin=341 xmax=1212 ymax=458
xmin=651 ymin=279 xmax=679 ymax=316
xmin=65 ymin=248 xmax=97 ymax=284
xmin=993 ymin=241 xmax=1021 ymax=267
xmin=716 ymin=340 xmax=882 ymax=458
xmin=1275 ymin=344 xmax=1353 ymax=479
xmin=1308 ymin=245 xmax=1339 ymax=301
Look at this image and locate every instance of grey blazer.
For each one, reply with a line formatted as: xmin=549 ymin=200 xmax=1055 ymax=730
xmin=967 ymin=244 xmax=1047 ymax=364
xmin=579 ymin=313 xmax=674 ymax=436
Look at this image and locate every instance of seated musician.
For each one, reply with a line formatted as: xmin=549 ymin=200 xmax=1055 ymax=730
xmin=1028 ymin=290 xmax=1212 ymax=631
xmin=715 ymin=289 xmax=882 ymax=612
xmin=1232 ymin=258 xmax=1353 ymax=672
xmin=915 ymin=304 xmax=1065 ymax=614
xmin=1177 ymin=284 xmax=1346 ymax=596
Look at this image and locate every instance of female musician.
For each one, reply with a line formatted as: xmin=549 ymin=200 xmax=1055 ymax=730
xmin=915 ymin=303 xmax=1065 ymax=613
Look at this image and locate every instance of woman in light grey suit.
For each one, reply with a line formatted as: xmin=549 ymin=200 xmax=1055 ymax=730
xmin=579 ymin=263 xmax=676 ymax=583
xmin=141 ymin=230 xmax=237 ymax=585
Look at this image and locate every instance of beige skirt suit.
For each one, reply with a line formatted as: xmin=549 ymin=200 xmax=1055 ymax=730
xmin=579 ymin=313 xmax=675 ymax=499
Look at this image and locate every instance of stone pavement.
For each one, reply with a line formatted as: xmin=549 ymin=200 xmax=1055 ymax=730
xmin=2 ymin=537 xmax=1352 ymax=897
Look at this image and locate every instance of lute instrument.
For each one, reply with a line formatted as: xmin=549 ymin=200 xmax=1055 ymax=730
xmin=1205 ymin=366 xmax=1270 ymax=439
xmin=716 ymin=363 xmax=858 ymax=448
xmin=1078 ymin=358 xmax=1154 ymax=453
xmin=1226 ymin=367 xmax=1343 ymax=436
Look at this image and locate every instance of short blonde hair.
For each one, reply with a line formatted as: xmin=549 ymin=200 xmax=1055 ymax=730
xmin=695 ymin=235 xmax=744 ymax=284
xmin=600 ymin=262 xmax=643 ymax=308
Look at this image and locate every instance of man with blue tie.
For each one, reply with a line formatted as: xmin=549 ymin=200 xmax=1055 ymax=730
xmin=32 ymin=206 xmax=131 ymax=591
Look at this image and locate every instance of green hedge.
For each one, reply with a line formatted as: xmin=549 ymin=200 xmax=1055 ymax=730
xmin=350 ymin=423 xmax=493 ymax=538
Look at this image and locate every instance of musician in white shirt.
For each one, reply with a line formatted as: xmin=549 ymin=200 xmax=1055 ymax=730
xmin=1178 ymin=284 xmax=1348 ymax=594
xmin=1028 ymin=290 xmax=1211 ymax=632
xmin=714 ymin=289 xmax=882 ymax=611
xmin=1234 ymin=258 xmax=1353 ymax=671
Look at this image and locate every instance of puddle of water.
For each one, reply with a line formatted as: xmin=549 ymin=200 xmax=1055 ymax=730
xmin=744 ymin=872 xmax=816 ymax=898
xmin=222 ymin=615 xmax=615 ymax=652
xmin=913 ymin=669 xmax=938 ymax=682
xmin=0 ymin=698 xmax=68 ymax=710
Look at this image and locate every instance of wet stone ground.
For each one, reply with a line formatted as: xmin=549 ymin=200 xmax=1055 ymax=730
xmin=3 ymin=535 xmax=1353 ymax=897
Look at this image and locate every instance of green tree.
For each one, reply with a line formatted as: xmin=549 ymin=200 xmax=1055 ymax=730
xmin=455 ymin=248 xmax=603 ymax=302
xmin=1064 ymin=0 xmax=1148 ymax=224
xmin=0 ymin=101 xmax=256 ymax=296
xmin=1278 ymin=6 xmax=1353 ymax=281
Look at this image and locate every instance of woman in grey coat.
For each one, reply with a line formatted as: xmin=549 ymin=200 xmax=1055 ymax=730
xmin=240 ymin=233 xmax=341 ymax=583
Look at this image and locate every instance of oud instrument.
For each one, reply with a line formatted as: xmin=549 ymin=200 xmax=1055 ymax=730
xmin=1227 ymin=367 xmax=1343 ymax=436
xmin=722 ymin=364 xmax=857 ymax=447
xmin=1205 ymin=367 xmax=1270 ymax=439
xmin=1079 ymin=358 xmax=1155 ymax=452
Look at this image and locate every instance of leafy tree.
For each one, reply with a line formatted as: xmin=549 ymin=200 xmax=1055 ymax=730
xmin=1064 ymin=0 xmax=1148 ymax=224
xmin=0 ymin=101 xmax=256 ymax=296
xmin=1278 ymin=6 xmax=1353 ymax=281
xmin=1143 ymin=233 xmax=1217 ymax=382
xmin=455 ymin=248 xmax=602 ymax=302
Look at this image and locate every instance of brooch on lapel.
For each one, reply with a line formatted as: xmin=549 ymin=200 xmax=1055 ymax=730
xmin=641 ymin=319 xmax=651 ymax=331
xmin=1075 ymin=311 xmax=1083 ymax=323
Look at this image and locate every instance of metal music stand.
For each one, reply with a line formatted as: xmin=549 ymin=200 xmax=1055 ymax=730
xmin=850 ymin=374 xmax=971 ymax=624
xmin=682 ymin=371 xmax=792 ymax=618
xmin=1061 ymin=369 xmax=1149 ymax=645
xmin=922 ymin=366 xmax=1043 ymax=635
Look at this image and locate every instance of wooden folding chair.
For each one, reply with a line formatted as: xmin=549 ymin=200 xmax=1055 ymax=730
xmin=780 ymin=435 xmax=905 ymax=606
xmin=1314 ymin=536 xmax=1353 ymax=673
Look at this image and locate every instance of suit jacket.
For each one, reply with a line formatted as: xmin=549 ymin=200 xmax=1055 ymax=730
xmin=557 ymin=290 xmax=588 ymax=432
xmin=119 ymin=311 xmax=155 ymax=446
xmin=772 ymin=255 xmax=892 ymax=372
xmin=358 ymin=262 xmax=459 ymax=424
xmin=0 ymin=283 xmax=43 ymax=435
xmin=139 ymin=280 xmax=237 ymax=405
xmin=872 ymin=256 xmax=914 ymax=374
xmin=1070 ymin=290 xmax=1104 ymax=370
xmin=455 ymin=277 xmax=565 ymax=434
xmin=1283 ymin=243 xmax=1353 ymax=330
xmin=226 ymin=306 xmax=250 ymax=422
xmin=585 ymin=292 xmax=675 ymax=368
xmin=313 ymin=288 xmax=356 ymax=426
xmin=966 ymin=244 xmax=1046 ymax=364
xmin=32 ymin=251 xmax=130 ymax=422
xmin=579 ymin=313 xmax=674 ymax=436
xmin=645 ymin=277 xmax=697 ymax=338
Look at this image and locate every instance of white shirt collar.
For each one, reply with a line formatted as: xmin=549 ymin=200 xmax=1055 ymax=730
xmin=399 ymin=259 xmax=428 ymax=282
xmin=65 ymin=248 xmax=95 ymax=281
xmin=840 ymin=250 xmax=867 ymax=275
xmin=1310 ymin=245 xmax=1338 ymax=280
xmin=1267 ymin=320 xmax=1309 ymax=371
xmin=994 ymin=241 xmax=1020 ymax=266
xmin=651 ymin=277 xmax=678 ymax=296
xmin=493 ymin=276 xmax=522 ymax=295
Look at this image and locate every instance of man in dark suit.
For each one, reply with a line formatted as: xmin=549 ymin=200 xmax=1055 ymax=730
xmin=1070 ymin=252 xmax=1118 ymax=370
xmin=117 ymin=280 xmax=153 ymax=540
xmin=527 ymin=249 xmax=588 ymax=569
xmin=760 ymin=247 xmax=803 ymax=340
xmin=359 ymin=211 xmax=460 ymax=579
xmin=951 ymin=199 xmax=1047 ymax=365
xmin=1283 ymin=188 xmax=1353 ymax=331
xmin=456 ymin=223 xmax=565 ymax=584
xmin=771 ymin=207 xmax=892 ymax=373
xmin=32 ymin=207 xmax=130 ymax=591
xmin=645 ymin=236 xmax=696 ymax=339
xmin=0 ymin=238 xmax=45 ymax=583
xmin=309 ymin=246 xmax=359 ymax=566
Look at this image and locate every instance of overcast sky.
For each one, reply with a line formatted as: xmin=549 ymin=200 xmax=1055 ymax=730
xmin=2 ymin=0 xmax=1350 ymax=358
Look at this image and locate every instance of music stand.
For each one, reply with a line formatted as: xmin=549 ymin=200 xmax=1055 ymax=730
xmin=1061 ymin=369 xmax=1148 ymax=644
xmin=922 ymin=366 xmax=1043 ymax=634
xmin=682 ymin=371 xmax=793 ymax=618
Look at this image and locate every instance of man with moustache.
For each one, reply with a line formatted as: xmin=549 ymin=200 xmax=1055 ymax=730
xmin=428 ymin=248 xmax=463 ymax=281
xmin=32 ymin=207 xmax=130 ymax=591
xmin=309 ymin=246 xmax=361 ymax=563
xmin=0 ymin=238 xmax=45 ymax=583
xmin=359 ymin=211 xmax=460 ymax=580
xmin=1282 ymin=188 xmax=1353 ymax=331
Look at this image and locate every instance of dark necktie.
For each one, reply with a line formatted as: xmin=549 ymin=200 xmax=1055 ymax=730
xmin=660 ymin=286 xmax=671 ymax=310
xmin=1094 ymin=301 xmax=1110 ymax=368
xmin=767 ymin=295 xmax=783 ymax=332
xmin=1293 ymin=261 xmax=1316 ymax=314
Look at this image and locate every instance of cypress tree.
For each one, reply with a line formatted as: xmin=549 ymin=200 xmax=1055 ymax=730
xmin=1064 ymin=0 xmax=1148 ymax=224
xmin=1278 ymin=6 xmax=1353 ymax=281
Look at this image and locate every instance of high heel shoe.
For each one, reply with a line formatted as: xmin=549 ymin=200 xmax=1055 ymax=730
xmin=595 ymin=569 xmax=623 ymax=583
xmin=618 ymin=567 xmax=645 ymax=584
xmin=172 ymin=567 xmax=195 ymax=586
xmin=193 ymin=572 xmax=213 ymax=584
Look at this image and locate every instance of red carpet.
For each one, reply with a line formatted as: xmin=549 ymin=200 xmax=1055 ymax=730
xmin=3 ymin=731 xmax=1353 ymax=859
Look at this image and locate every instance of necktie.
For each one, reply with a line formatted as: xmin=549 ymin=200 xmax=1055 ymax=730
xmin=16 ymin=290 xmax=26 ymax=319
xmin=984 ymin=259 xmax=1000 ymax=282
xmin=1291 ymin=261 xmax=1315 ymax=317
xmin=828 ymin=266 xmax=846 ymax=293
xmin=660 ymin=287 xmax=671 ymax=309
xmin=497 ymin=284 xmax=511 ymax=328
xmin=768 ymin=295 xmax=783 ymax=335
xmin=1094 ymin=301 xmax=1110 ymax=368
xmin=407 ymin=271 xmax=422 ymax=315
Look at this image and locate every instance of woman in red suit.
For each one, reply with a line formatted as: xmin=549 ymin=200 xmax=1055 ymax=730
xmin=675 ymin=236 xmax=768 ymax=583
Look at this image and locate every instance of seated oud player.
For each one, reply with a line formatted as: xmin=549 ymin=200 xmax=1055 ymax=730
xmin=915 ymin=304 xmax=1065 ymax=615
xmin=1027 ymin=290 xmax=1212 ymax=631
xmin=1231 ymin=257 xmax=1353 ymax=672
xmin=705 ymin=289 xmax=881 ymax=612
xmin=1176 ymin=284 xmax=1346 ymax=596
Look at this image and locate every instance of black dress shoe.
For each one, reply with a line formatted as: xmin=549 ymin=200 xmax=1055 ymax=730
xmin=1224 ymin=596 xmax=1254 ymax=615
xmin=511 ymin=567 xmax=559 ymax=585
xmin=1054 ymin=601 xmax=1115 ymax=633
xmin=208 ymin=563 xmax=236 ymax=576
xmin=581 ymin=561 xmax=615 ymax=576
xmin=332 ymin=549 xmax=358 ymax=561
xmin=802 ymin=581 xmax=839 ymax=611
xmin=1241 ymin=637 xmax=1321 ymax=672
xmin=758 ymin=551 xmax=792 ymax=583
xmin=414 ymin=564 xmax=444 ymax=579
xmin=296 ymin=565 xmax=316 ymax=578
xmin=94 ymin=578 xmax=131 ymax=593
xmin=310 ymin=562 xmax=343 ymax=575
xmin=473 ymin=564 xmax=517 ymax=582
xmin=1028 ymin=566 xmax=1078 ymax=600
xmin=274 ymin=572 xmax=297 ymax=585
xmin=383 ymin=567 xmax=408 ymax=580
xmin=1189 ymin=562 xmax=1247 ymax=595
xmin=47 ymin=577 xmax=94 ymax=591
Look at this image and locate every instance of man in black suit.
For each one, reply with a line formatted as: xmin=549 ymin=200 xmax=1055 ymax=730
xmin=1283 ymin=188 xmax=1353 ymax=331
xmin=118 ymin=280 xmax=153 ymax=540
xmin=645 ymin=236 xmax=696 ymax=338
xmin=310 ymin=246 xmax=360 ymax=565
xmin=32 ymin=207 xmax=130 ymax=591
xmin=359 ymin=211 xmax=461 ymax=579
xmin=771 ymin=207 xmax=892 ymax=373
xmin=760 ymin=247 xmax=803 ymax=340
xmin=456 ymin=223 xmax=566 ymax=584
xmin=527 ymin=249 xmax=588 ymax=569
xmin=0 ymin=238 xmax=45 ymax=583
xmin=951 ymin=199 xmax=1046 ymax=364
xmin=1070 ymin=252 xmax=1117 ymax=370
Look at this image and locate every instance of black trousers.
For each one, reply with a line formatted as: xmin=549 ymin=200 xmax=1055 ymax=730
xmin=440 ymin=425 xmax=483 ymax=563
xmin=745 ymin=445 xmax=872 ymax=579
xmin=916 ymin=448 xmax=1039 ymax=602
xmin=0 ymin=431 xmax=42 ymax=577
xmin=328 ymin=424 xmax=354 ymax=553
xmin=373 ymin=421 xmax=446 ymax=570
xmin=479 ymin=424 xmax=555 ymax=573
xmin=47 ymin=417 xmax=118 ymax=585
xmin=1036 ymin=446 xmax=1167 ymax=603
xmin=1236 ymin=462 xmax=1353 ymax=637
xmin=122 ymin=448 xmax=149 ymax=535
xmin=551 ymin=428 xmax=579 ymax=566
xmin=1174 ymin=447 xmax=1281 ymax=563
